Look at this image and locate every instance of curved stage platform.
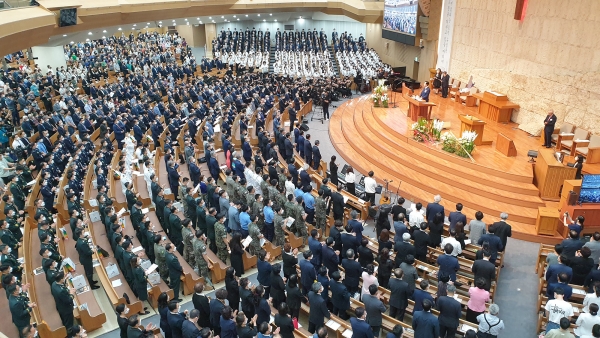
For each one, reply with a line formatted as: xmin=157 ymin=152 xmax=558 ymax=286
xmin=330 ymin=92 xmax=563 ymax=244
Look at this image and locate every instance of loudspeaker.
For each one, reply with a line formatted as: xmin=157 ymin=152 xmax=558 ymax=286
xmin=59 ymin=8 xmax=77 ymax=27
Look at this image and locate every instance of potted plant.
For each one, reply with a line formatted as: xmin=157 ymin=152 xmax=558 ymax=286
xmin=411 ymin=118 xmax=430 ymax=142
xmin=381 ymin=94 xmax=389 ymax=108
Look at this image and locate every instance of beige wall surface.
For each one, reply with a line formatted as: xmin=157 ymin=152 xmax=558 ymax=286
xmin=448 ymin=0 xmax=600 ymax=132
xmin=366 ymin=23 xmax=422 ymax=79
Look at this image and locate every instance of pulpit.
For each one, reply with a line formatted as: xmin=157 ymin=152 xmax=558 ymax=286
xmin=406 ymin=95 xmax=436 ymax=121
xmin=534 ymin=148 xmax=577 ymax=200
xmin=458 ymin=114 xmax=492 ymax=146
xmin=472 ymin=91 xmax=520 ymax=122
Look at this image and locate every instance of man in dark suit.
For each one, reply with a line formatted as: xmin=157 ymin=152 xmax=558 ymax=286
xmin=308 ymin=230 xmax=323 ymax=267
xmin=437 ymin=285 xmax=462 ymax=338
xmin=307 ymin=282 xmax=330 ymax=334
xmin=425 ymin=195 xmax=444 ymax=222
xmin=420 ymin=82 xmax=431 ymax=102
xmin=412 ymin=222 xmax=430 ymax=261
xmin=388 ymin=268 xmax=413 ymax=321
xmin=545 ymin=254 xmax=573 ymax=284
xmin=342 ymin=249 xmax=362 ymax=294
xmin=300 ymin=251 xmax=317 ymax=295
xmin=331 ymin=186 xmax=345 ymax=221
xmin=75 ymin=234 xmax=100 ymax=289
xmin=363 ymin=284 xmax=387 ymax=337
xmin=561 ymin=230 xmax=584 ymax=258
xmin=543 ymin=110 xmax=557 ymax=148
xmin=182 ymin=309 xmax=202 ymax=338
xmin=167 ymin=300 xmax=187 ymax=338
xmin=440 ymin=71 xmax=450 ymax=98
xmin=284 ymin=133 xmax=294 ymax=161
xmin=341 ymin=225 xmax=358 ymax=259
xmin=312 ymin=141 xmax=322 ymax=170
xmin=394 ymin=233 xmax=416 ymax=268
xmin=209 ymin=289 xmax=227 ymax=335
xmin=437 ymin=244 xmax=460 ymax=282
xmin=322 ymin=237 xmax=340 ymax=275
xmin=330 ymin=271 xmax=351 ymax=320
xmin=303 ymin=134 xmax=313 ymax=167
xmin=192 ymin=283 xmax=211 ymax=328
xmin=166 ymin=244 xmax=184 ymax=301
xmin=547 ymin=272 xmax=573 ymax=301
xmin=478 ymin=228 xmax=504 ymax=264
xmin=490 ymin=213 xmax=512 ymax=253
xmin=350 ymin=307 xmax=374 ymax=338
xmin=412 ymin=280 xmax=434 ymax=312
xmin=472 ymin=250 xmax=496 ymax=291
xmin=448 ymin=203 xmax=467 ymax=231
xmin=412 ymin=299 xmax=439 ymax=338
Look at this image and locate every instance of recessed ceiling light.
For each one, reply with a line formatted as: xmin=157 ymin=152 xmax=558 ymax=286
xmin=185 ymin=19 xmax=188 ymax=21
xmin=245 ymin=14 xmax=248 ymax=17
xmin=133 ymin=24 xmax=136 ymax=26
xmin=159 ymin=21 xmax=162 ymax=23
xmin=237 ymin=18 xmax=239 ymax=21
xmin=258 ymin=14 xmax=260 ymax=16
xmin=86 ymin=38 xmax=90 ymax=41
xmin=118 ymin=27 xmax=122 ymax=30
xmin=103 ymin=30 xmax=107 ymax=33
xmin=199 ymin=21 xmax=202 ymax=24
xmin=102 ymin=36 xmax=106 ymax=39
xmin=172 ymin=19 xmax=175 ymax=22
xmin=274 ymin=19 xmax=277 ymax=22
xmin=233 ymin=15 xmax=236 ymax=18
xmin=63 ymin=34 xmax=67 ymax=37
xmin=197 ymin=17 xmax=200 ymax=20
xmin=187 ymin=22 xmax=189 ymax=25
xmin=212 ymin=20 xmax=215 ymax=23
xmin=209 ymin=17 xmax=212 ymax=19
xmin=263 ymin=19 xmax=266 ymax=22
xmin=270 ymin=13 xmax=272 ymax=16
xmin=147 ymin=22 xmax=150 ymax=25
xmin=221 ymin=16 xmax=224 ymax=18
xmin=70 ymin=41 xmax=74 ymax=44
xmin=88 ymin=32 xmax=92 ymax=35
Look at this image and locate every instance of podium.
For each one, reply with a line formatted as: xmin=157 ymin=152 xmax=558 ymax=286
xmin=472 ymin=91 xmax=520 ymax=122
xmin=534 ymin=148 xmax=577 ymax=200
xmin=406 ymin=95 xmax=436 ymax=121
xmin=458 ymin=114 xmax=492 ymax=146
xmin=535 ymin=207 xmax=560 ymax=236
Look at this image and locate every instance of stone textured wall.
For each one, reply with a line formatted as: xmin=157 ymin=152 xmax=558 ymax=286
xmin=449 ymin=0 xmax=600 ymax=133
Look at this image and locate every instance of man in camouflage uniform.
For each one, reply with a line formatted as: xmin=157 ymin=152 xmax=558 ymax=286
xmin=214 ymin=213 xmax=229 ymax=263
xmin=260 ymin=174 xmax=270 ymax=201
xmin=248 ymin=214 xmax=263 ymax=256
xmin=283 ymin=194 xmax=296 ymax=221
xmin=315 ymin=189 xmax=328 ymax=231
xmin=278 ymin=167 xmax=287 ymax=192
xmin=293 ymin=196 xmax=308 ymax=245
xmin=245 ymin=186 xmax=256 ymax=213
xmin=252 ymin=194 xmax=265 ymax=231
xmin=182 ymin=220 xmax=196 ymax=267
xmin=225 ymin=171 xmax=237 ymax=201
xmin=236 ymin=179 xmax=249 ymax=205
xmin=273 ymin=206 xmax=286 ymax=247
xmin=153 ymin=236 xmax=169 ymax=282
xmin=193 ymin=230 xmax=213 ymax=287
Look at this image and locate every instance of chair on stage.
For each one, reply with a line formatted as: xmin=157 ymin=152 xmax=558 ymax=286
xmin=457 ymin=87 xmax=478 ymax=106
xmin=576 ymin=134 xmax=600 ymax=164
xmin=557 ymin=127 xmax=590 ymax=156
xmin=449 ymin=78 xmax=460 ymax=92
xmin=551 ymin=123 xmax=574 ymax=146
xmin=450 ymin=81 xmax=466 ymax=100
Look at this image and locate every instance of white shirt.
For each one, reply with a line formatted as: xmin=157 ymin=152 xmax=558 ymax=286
xmin=364 ymin=176 xmax=377 ymax=194
xmin=345 ymin=172 xmax=355 ymax=184
xmin=575 ymin=312 xmax=600 ymax=337
xmin=441 ymin=236 xmax=462 ymax=256
xmin=583 ymin=293 xmax=600 ymax=313
xmin=409 ymin=209 xmax=425 ymax=228
xmin=285 ymin=180 xmax=296 ymax=198
xmin=545 ymin=299 xmax=574 ymax=324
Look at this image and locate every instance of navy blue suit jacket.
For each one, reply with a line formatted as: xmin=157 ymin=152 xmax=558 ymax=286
xmin=412 ymin=310 xmax=439 ymax=338
xmin=425 ymin=202 xmax=444 ymax=223
xmin=309 ymin=237 xmax=322 ymax=266
xmin=299 ymin=259 xmax=316 ymax=294
xmin=350 ymin=317 xmax=374 ymax=338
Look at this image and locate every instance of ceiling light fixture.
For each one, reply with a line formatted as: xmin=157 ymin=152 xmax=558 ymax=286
xmin=159 ymin=21 xmax=162 ymax=23
xmin=233 ymin=15 xmax=236 ymax=18
xmin=118 ymin=27 xmax=122 ymax=30
xmin=147 ymin=22 xmax=150 ymax=25
xmin=245 ymin=14 xmax=248 ymax=17
xmin=270 ymin=13 xmax=272 ymax=16
xmin=133 ymin=24 xmax=136 ymax=26
xmin=263 ymin=19 xmax=266 ymax=22
xmin=209 ymin=17 xmax=212 ymax=19
xmin=274 ymin=19 xmax=277 ymax=22
xmin=258 ymin=14 xmax=260 ymax=16
xmin=221 ymin=16 xmax=224 ymax=18
xmin=103 ymin=30 xmax=107 ymax=33
xmin=88 ymin=32 xmax=92 ymax=35
xmin=63 ymin=34 xmax=67 ymax=37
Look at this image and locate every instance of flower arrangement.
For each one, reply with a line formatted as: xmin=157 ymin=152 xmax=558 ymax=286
xmin=411 ymin=118 xmax=431 ymax=142
xmin=440 ymin=131 xmax=477 ymax=157
xmin=381 ymin=94 xmax=389 ymax=108
xmin=372 ymin=84 xmax=386 ymax=107
xmin=431 ymin=119 xmax=444 ymax=141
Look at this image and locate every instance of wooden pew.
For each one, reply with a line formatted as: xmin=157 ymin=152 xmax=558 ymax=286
xmin=26 ymin=218 xmax=68 ymax=338
xmin=204 ymin=248 xmax=228 ymax=284
xmin=108 ymin=150 xmax=127 ymax=211
xmin=55 ymin=218 xmax=106 ymax=331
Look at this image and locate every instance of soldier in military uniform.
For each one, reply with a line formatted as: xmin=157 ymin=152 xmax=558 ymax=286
xmin=1 ymin=244 xmax=22 ymax=280
xmin=236 ymin=179 xmax=249 ymax=206
xmin=193 ymin=230 xmax=213 ymax=287
xmin=0 ymin=220 xmax=20 ymax=253
xmin=66 ymin=193 xmax=83 ymax=216
xmin=9 ymin=175 xmax=26 ymax=211
xmin=169 ymin=209 xmax=184 ymax=254
xmin=248 ymin=214 xmax=263 ymax=256
xmin=293 ymin=196 xmax=308 ymax=245
xmin=125 ymin=182 xmax=140 ymax=212
xmin=5 ymin=209 xmax=23 ymax=242
xmin=166 ymin=243 xmax=184 ymax=301
xmin=315 ymin=189 xmax=328 ymax=231
xmin=206 ymin=177 xmax=216 ymax=208
xmin=214 ymin=213 xmax=229 ymax=263
xmin=153 ymin=235 xmax=169 ymax=283
xmin=130 ymin=201 xmax=145 ymax=246
xmin=130 ymin=256 xmax=151 ymax=314
xmin=273 ymin=206 xmax=286 ymax=247
xmin=252 ymin=194 xmax=264 ymax=231
xmin=51 ymin=271 xmax=75 ymax=333
xmin=121 ymin=241 xmax=136 ymax=287
xmin=260 ymin=174 xmax=270 ymax=201
xmin=182 ymin=219 xmax=196 ymax=267
xmin=43 ymin=259 xmax=59 ymax=285
xmin=268 ymin=179 xmax=281 ymax=206
xmin=225 ymin=171 xmax=237 ymax=200
xmin=278 ymin=167 xmax=287 ymax=192
xmin=75 ymin=232 xmax=100 ymax=289
xmin=196 ymin=198 xmax=208 ymax=235
xmin=40 ymin=233 xmax=63 ymax=263
xmin=8 ymin=284 xmax=35 ymax=337
xmin=34 ymin=198 xmax=52 ymax=221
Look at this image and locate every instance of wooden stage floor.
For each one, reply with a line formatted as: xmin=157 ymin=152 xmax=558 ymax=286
xmin=329 ymin=91 xmax=590 ymax=244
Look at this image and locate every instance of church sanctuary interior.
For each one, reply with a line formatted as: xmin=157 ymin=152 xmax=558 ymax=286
xmin=1 ymin=0 xmax=600 ymax=337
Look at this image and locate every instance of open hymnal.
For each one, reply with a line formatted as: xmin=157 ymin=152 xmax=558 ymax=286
xmin=26 ymin=180 xmax=36 ymax=186
xmin=342 ymin=330 xmax=353 ymax=338
xmin=326 ymin=320 xmax=341 ymax=331
xmin=111 ymin=279 xmax=122 ymax=287
xmin=192 ymin=183 xmax=201 ymax=195
xmin=343 ymin=196 xmax=349 ymax=204
xmin=89 ymin=199 xmax=98 ymax=207
xmin=145 ymin=264 xmax=158 ymax=275
xmin=285 ymin=217 xmax=295 ymax=228
xmin=242 ymin=236 xmax=253 ymax=248
xmin=260 ymin=238 xmax=266 ymax=247
xmin=132 ymin=246 xmax=144 ymax=254
xmin=142 ymin=208 xmax=150 ymax=214
xmin=117 ymin=208 xmax=126 ymax=217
